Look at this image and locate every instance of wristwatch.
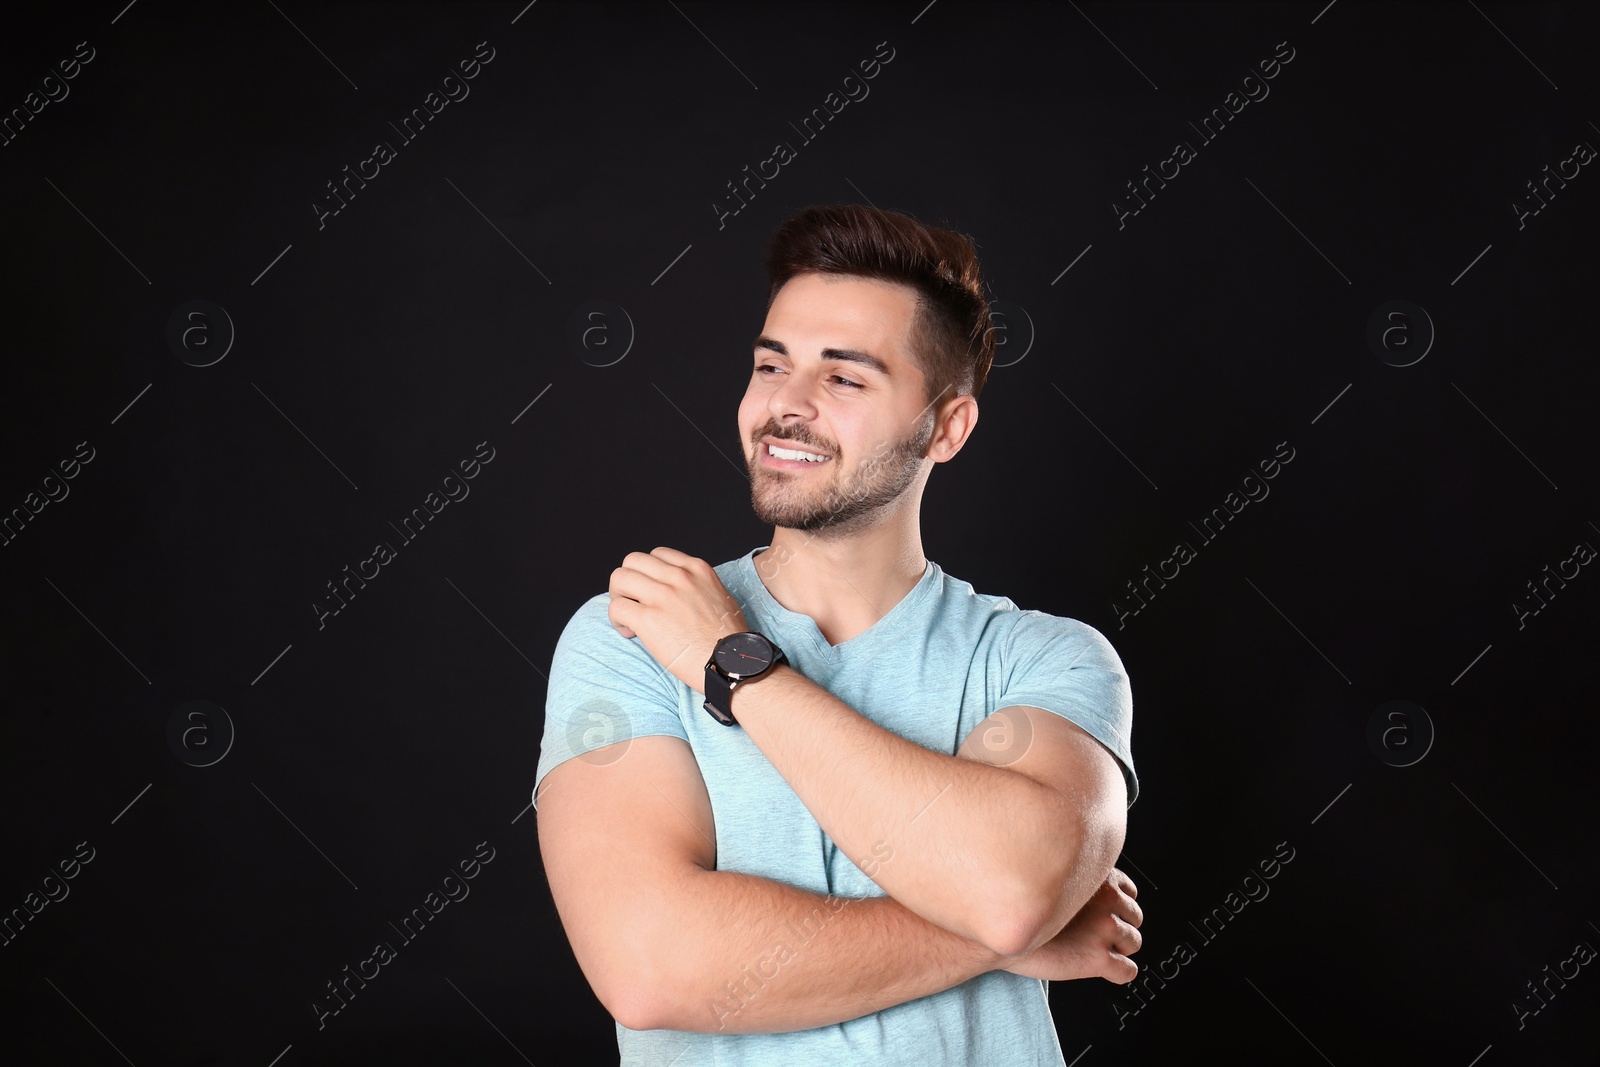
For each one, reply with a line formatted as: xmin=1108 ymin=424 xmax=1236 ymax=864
xmin=703 ymin=631 xmax=787 ymax=726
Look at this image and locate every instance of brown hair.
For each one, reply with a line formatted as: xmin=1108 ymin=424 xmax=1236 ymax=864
xmin=762 ymin=204 xmax=995 ymax=409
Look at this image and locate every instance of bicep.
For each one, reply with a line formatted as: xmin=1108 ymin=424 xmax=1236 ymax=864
xmin=535 ymin=735 xmax=716 ymax=1026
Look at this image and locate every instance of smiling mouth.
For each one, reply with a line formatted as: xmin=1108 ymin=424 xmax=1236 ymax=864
xmin=762 ymin=440 xmax=834 ymax=468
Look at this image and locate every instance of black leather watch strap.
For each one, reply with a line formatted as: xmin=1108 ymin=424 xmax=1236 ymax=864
xmin=703 ymin=668 xmax=738 ymax=727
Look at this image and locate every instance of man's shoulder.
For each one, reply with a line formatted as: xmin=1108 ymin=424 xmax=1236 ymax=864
xmin=935 ymin=567 xmax=1122 ymax=663
xmin=552 ymin=590 xmax=644 ymax=666
xmin=1007 ymin=603 xmax=1124 ymax=670
xmin=552 ymin=550 xmax=748 ymax=660
xmin=557 ymin=590 xmax=614 ymax=638
xmin=548 ymin=589 xmax=685 ymax=713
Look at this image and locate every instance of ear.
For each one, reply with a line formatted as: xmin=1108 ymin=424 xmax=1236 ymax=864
xmin=928 ymin=395 xmax=978 ymax=463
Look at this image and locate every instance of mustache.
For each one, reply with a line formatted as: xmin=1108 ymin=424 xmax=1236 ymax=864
xmin=757 ymin=429 xmax=834 ymax=453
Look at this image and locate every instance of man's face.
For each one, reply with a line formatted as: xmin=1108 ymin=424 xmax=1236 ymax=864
xmin=738 ymin=272 xmax=941 ymax=535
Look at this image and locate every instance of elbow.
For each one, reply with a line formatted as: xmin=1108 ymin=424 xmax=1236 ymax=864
xmin=605 ymin=868 xmax=721 ymax=1032
xmin=983 ymin=920 xmax=1042 ymax=961
xmin=607 ymin=961 xmax=672 ymax=1032
xmin=592 ymin=920 xmax=679 ymax=1032
xmin=981 ymin=802 xmax=1094 ymax=958
xmin=975 ymin=876 xmax=1055 ymax=959
xmin=992 ymin=895 xmax=1056 ymax=959
xmin=612 ymin=986 xmax=663 ymax=1034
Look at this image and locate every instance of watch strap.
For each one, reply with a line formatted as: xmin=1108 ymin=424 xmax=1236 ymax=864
xmin=703 ymin=667 xmax=738 ymax=727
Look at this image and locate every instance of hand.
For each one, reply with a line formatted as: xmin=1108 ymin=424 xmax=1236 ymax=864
xmin=1000 ymin=867 xmax=1143 ymax=983
xmin=608 ymin=547 xmax=751 ymax=693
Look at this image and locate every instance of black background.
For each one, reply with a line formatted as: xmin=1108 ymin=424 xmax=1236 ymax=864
xmin=2 ymin=1 xmax=1596 ymax=1063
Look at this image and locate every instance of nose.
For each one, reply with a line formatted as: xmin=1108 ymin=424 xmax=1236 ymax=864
xmin=767 ymin=364 xmax=825 ymax=421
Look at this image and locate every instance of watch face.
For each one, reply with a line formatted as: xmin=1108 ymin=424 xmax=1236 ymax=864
xmin=714 ymin=632 xmax=774 ymax=677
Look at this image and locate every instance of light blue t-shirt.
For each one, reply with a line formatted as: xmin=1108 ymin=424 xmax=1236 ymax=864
xmin=534 ymin=545 xmax=1137 ymax=1066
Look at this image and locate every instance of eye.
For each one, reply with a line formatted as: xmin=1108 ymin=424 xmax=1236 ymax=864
xmin=753 ymin=364 xmax=862 ymax=389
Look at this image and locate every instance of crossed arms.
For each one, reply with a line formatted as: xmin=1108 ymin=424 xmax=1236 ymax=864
xmin=536 ymin=661 xmax=1141 ymax=1034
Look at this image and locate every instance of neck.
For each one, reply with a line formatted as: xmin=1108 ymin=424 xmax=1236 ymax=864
xmin=756 ymin=510 xmax=927 ymax=647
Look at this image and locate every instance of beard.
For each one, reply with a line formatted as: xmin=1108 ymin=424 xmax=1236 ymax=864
xmin=745 ymin=413 xmax=936 ymax=535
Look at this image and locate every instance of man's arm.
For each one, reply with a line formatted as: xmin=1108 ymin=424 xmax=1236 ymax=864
xmin=957 ymin=705 xmax=1130 ymax=955
xmin=601 ymin=548 xmax=1136 ymax=966
xmin=729 ymin=666 xmax=1097 ymax=956
xmin=536 ymin=734 xmax=1009 ymax=1036
xmin=650 ymin=867 xmax=1006 ymax=1033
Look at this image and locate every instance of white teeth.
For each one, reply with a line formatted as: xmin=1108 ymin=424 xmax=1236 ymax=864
xmin=769 ymin=443 xmax=829 ymax=462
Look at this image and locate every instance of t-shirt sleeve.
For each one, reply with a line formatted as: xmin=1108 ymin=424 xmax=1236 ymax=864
xmin=532 ymin=592 xmax=689 ymax=812
xmin=996 ymin=610 xmax=1138 ymax=805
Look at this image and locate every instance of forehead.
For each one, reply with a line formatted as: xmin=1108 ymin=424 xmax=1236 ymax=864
xmin=762 ymin=273 xmax=921 ymax=367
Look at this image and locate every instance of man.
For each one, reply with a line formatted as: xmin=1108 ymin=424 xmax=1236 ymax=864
xmin=534 ymin=203 xmax=1142 ymax=1064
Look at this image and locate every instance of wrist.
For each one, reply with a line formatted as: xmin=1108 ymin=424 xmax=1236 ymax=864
xmin=723 ymin=661 xmax=799 ymax=725
xmin=703 ymin=632 xmax=790 ymax=726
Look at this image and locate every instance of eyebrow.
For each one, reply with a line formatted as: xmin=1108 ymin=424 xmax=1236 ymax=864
xmin=753 ymin=335 xmax=891 ymax=377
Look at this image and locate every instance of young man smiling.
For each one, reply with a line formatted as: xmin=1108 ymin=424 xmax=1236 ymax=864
xmin=534 ymin=204 xmax=1142 ymax=1065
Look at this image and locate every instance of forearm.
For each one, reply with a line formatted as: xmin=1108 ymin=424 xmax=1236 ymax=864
xmin=644 ymin=865 xmax=1008 ymax=1035
xmin=732 ymin=665 xmax=1064 ymax=952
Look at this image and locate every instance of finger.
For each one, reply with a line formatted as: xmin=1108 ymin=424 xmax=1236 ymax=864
xmin=1110 ymin=866 xmax=1138 ymax=899
xmin=1110 ymin=915 xmax=1142 ymax=957
xmin=646 ymin=546 xmax=704 ymax=573
xmin=1103 ymin=951 xmax=1139 ymax=985
xmin=620 ymin=551 xmax=682 ymax=584
xmin=1116 ymin=892 xmax=1144 ymax=930
xmin=607 ymin=594 xmax=644 ymax=637
xmin=610 ymin=563 xmax=662 ymax=605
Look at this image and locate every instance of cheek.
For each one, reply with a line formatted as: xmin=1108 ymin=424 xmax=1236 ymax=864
xmin=837 ymin=415 xmax=879 ymax=453
xmin=737 ymin=395 xmax=765 ymax=440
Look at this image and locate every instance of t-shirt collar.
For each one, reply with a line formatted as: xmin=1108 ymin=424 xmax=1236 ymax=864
xmin=736 ymin=545 xmax=937 ymax=656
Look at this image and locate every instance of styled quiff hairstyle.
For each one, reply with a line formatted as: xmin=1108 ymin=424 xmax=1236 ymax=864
xmin=762 ymin=204 xmax=995 ymax=410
